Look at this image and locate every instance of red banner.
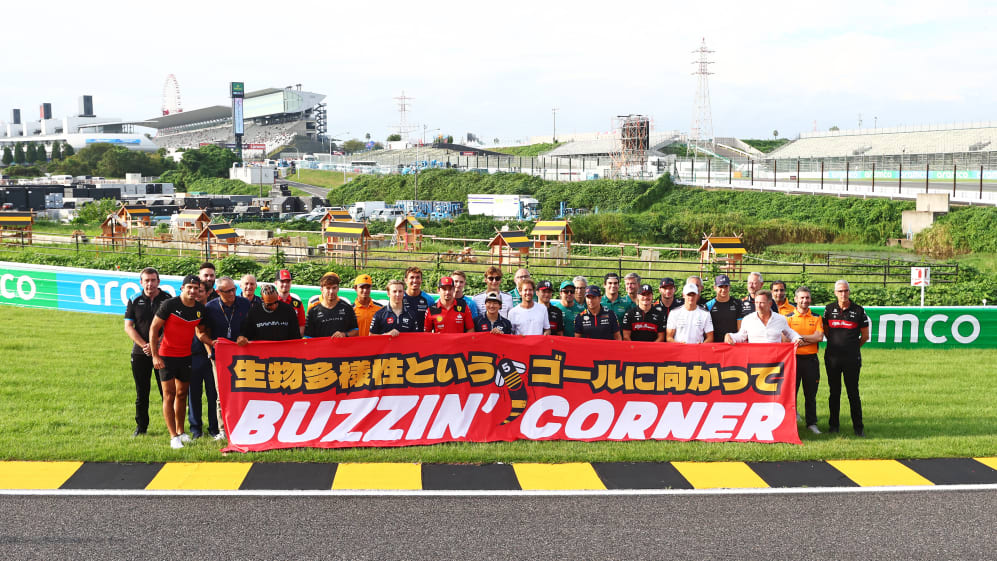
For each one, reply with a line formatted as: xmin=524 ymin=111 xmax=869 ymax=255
xmin=215 ymin=335 xmax=800 ymax=452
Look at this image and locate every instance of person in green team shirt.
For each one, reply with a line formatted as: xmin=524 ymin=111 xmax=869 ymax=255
xmin=601 ymin=272 xmax=633 ymax=324
xmin=553 ymin=280 xmax=584 ymax=337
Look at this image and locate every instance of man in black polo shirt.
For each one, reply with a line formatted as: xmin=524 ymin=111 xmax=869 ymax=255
xmin=123 ymin=267 xmax=171 ymax=437
xmin=823 ymin=279 xmax=870 ymax=436
xmin=474 ymin=291 xmax=514 ymax=334
xmin=705 ymin=274 xmax=744 ymax=343
xmin=537 ymin=280 xmax=564 ymax=336
xmin=237 ymin=284 xmax=302 ymax=343
xmin=622 ymin=284 xmax=666 ymax=342
xmin=371 ymin=279 xmax=424 ymax=336
xmin=741 ymin=271 xmax=764 ymax=315
xmin=574 ymin=286 xmax=622 ymax=341
xmin=305 ymin=272 xmax=359 ymax=339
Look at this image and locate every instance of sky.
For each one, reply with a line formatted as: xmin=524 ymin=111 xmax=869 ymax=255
xmin=3 ymin=0 xmax=996 ymax=144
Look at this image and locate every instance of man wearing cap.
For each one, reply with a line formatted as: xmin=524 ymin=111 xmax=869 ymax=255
xmin=371 ymin=279 xmax=424 ymax=336
xmin=508 ymin=268 xmax=531 ymax=306
xmin=705 ymin=274 xmax=745 ymax=343
xmin=474 ymin=291 xmax=514 ymax=334
xmin=601 ymin=272 xmax=633 ymax=324
xmin=787 ymin=286 xmax=825 ymax=435
xmin=656 ymin=277 xmax=681 ymax=311
xmin=238 ymin=284 xmax=302 ymax=343
xmin=352 ymin=274 xmax=382 ymax=337
xmin=305 ymin=272 xmax=359 ymax=339
xmin=425 ymin=276 xmax=474 ymax=333
xmin=473 ymin=266 xmax=513 ymax=318
xmin=536 ymin=280 xmax=563 ymax=336
xmin=575 ymin=285 xmax=622 ymax=341
xmin=572 ymin=276 xmax=588 ymax=308
xmin=622 ymin=284 xmax=666 ymax=342
xmin=240 ymin=274 xmax=259 ymax=308
xmin=666 ymin=282 xmax=714 ymax=344
xmin=741 ymin=272 xmax=764 ymax=316
xmin=149 ymin=274 xmax=212 ymax=449
xmin=402 ymin=266 xmax=435 ymax=327
xmin=124 ymin=267 xmax=170 ymax=437
xmin=686 ymin=276 xmax=708 ymax=310
xmin=725 ymin=289 xmax=802 ymax=346
xmin=554 ymin=280 xmax=584 ymax=337
xmin=508 ymin=278 xmax=550 ymax=336
xmin=770 ymin=281 xmax=796 ymax=317
xmin=275 ymin=269 xmax=306 ymax=336
xmin=451 ymin=270 xmax=480 ymax=320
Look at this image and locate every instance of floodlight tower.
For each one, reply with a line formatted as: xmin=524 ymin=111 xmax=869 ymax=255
xmin=689 ymin=38 xmax=714 ymax=157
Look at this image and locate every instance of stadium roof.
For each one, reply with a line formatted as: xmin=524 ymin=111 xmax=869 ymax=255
xmin=246 ymin=88 xmax=282 ymax=98
xmin=134 ymin=106 xmax=231 ymax=130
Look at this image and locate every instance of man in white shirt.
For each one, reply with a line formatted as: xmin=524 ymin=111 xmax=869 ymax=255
xmin=725 ymin=290 xmax=804 ymax=346
xmin=508 ymin=278 xmax=551 ymax=335
xmin=666 ymin=283 xmax=714 ymax=344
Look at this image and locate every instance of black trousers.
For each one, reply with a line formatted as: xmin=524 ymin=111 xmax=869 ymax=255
xmin=825 ymin=352 xmax=863 ymax=431
xmin=187 ymin=353 xmax=218 ymax=436
xmin=796 ymin=354 xmax=820 ymax=426
xmin=130 ymin=353 xmax=163 ymax=432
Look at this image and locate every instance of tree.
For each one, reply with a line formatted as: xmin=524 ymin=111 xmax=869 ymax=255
xmin=62 ymin=142 xmax=74 ymax=157
xmin=365 ymin=132 xmax=371 ymax=141
xmin=342 ymin=139 xmax=366 ymax=153
xmin=13 ymin=143 xmax=24 ymax=164
xmin=447 ymin=135 xmax=454 ymax=144
xmin=25 ymin=143 xmax=37 ymax=163
xmin=829 ymin=126 xmax=840 ymax=132
xmin=33 ymin=144 xmax=47 ymax=164
xmin=71 ymin=198 xmax=119 ymax=225
xmin=772 ymin=130 xmax=779 ymax=139
xmin=50 ymin=141 xmax=62 ymax=161
xmin=493 ymin=137 xmax=500 ymax=145
xmin=1 ymin=146 xmax=12 ymax=166
xmin=178 ymin=144 xmax=238 ymax=179
xmin=386 ymin=134 xmax=402 ymax=142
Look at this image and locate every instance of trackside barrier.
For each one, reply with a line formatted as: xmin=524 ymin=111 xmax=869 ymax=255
xmin=1 ymin=261 xmax=993 ymax=349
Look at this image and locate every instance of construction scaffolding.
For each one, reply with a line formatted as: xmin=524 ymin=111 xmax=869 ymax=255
xmin=609 ymin=114 xmax=651 ymax=178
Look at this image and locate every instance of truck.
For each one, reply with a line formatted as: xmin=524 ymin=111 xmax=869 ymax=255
xmin=467 ymin=194 xmax=540 ymax=220
xmin=348 ymin=201 xmax=388 ymax=221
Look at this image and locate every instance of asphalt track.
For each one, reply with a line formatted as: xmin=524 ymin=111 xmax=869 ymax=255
xmin=2 ymin=490 xmax=996 ymax=559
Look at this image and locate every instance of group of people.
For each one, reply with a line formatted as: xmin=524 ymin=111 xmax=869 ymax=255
xmin=125 ymin=264 xmax=870 ymax=448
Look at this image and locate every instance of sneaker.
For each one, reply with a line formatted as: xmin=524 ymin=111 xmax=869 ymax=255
xmin=178 ymin=433 xmax=192 ymax=443
xmin=191 ymin=431 xmax=203 ymax=440
xmin=212 ymin=431 xmax=226 ymax=441
xmin=807 ymin=424 xmax=821 ymax=435
xmin=132 ymin=428 xmax=147 ymax=437
xmin=170 ymin=436 xmax=183 ymax=449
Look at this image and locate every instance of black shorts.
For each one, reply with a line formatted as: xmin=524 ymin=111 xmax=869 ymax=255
xmin=158 ymin=356 xmax=193 ymax=383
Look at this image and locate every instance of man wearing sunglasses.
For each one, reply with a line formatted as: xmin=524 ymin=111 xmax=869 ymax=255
xmin=553 ymin=280 xmax=584 ymax=337
xmin=201 ymin=276 xmax=250 ymax=441
xmin=473 ymin=266 xmax=513 ymax=318
xmin=237 ymin=284 xmax=302 ymax=344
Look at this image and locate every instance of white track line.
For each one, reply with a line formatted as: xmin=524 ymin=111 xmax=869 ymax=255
xmin=3 ymin=484 xmax=997 ymax=497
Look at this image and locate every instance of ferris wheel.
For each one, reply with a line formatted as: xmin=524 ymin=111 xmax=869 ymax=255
xmin=161 ymin=74 xmax=183 ymax=116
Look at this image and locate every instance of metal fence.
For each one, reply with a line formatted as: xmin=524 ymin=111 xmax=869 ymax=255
xmin=2 ymin=232 xmax=957 ymax=287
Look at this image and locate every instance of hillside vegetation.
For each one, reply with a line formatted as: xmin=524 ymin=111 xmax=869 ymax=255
xmin=326 ymin=170 xmax=912 ymax=248
xmin=488 ymin=143 xmax=563 ymax=157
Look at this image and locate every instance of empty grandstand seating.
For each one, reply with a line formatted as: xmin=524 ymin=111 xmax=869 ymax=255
xmin=770 ymin=124 xmax=997 ymax=159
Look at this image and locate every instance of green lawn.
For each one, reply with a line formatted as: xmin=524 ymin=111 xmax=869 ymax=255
xmin=1 ymin=306 xmax=994 ymax=463
xmin=293 ymin=169 xmax=359 ymax=190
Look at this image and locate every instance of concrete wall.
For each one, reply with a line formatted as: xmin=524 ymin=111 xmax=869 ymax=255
xmin=916 ymin=193 xmax=950 ymax=213
xmin=902 ymin=210 xmax=938 ymax=236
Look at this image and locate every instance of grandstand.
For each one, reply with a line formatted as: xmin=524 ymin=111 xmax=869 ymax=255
xmin=769 ymin=122 xmax=997 ymax=162
xmin=139 ymin=86 xmax=326 ymax=155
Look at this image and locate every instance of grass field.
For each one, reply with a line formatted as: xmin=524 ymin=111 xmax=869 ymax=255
xmin=293 ymin=169 xmax=359 ymax=190
xmin=1 ymin=306 xmax=994 ymax=464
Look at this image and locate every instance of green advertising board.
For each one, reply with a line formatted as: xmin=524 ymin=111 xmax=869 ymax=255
xmin=0 ymin=265 xmax=58 ymax=309
xmin=860 ymin=307 xmax=992 ymax=349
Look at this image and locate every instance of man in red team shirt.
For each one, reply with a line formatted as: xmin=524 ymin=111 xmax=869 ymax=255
xmin=149 ymin=274 xmax=212 ymax=449
xmin=424 ymin=276 xmax=473 ymax=333
xmin=275 ymin=269 xmax=306 ymax=336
